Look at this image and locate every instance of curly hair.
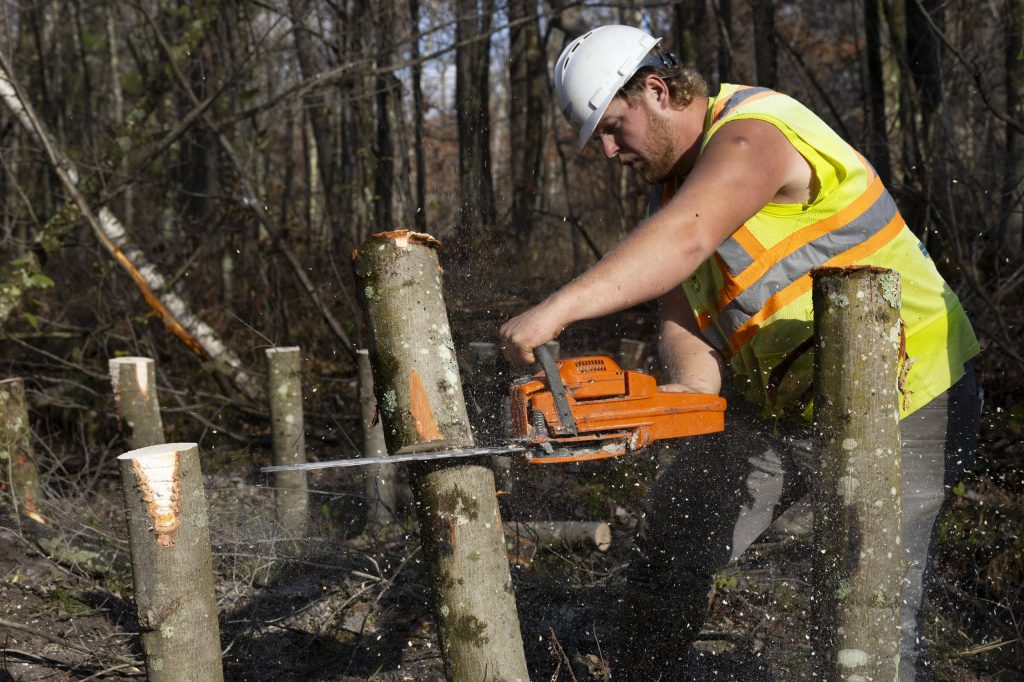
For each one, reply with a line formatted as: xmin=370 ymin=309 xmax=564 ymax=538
xmin=618 ymin=53 xmax=708 ymax=109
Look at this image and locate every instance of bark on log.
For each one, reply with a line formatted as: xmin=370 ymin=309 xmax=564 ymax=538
xmin=810 ymin=266 xmax=903 ymax=682
xmin=505 ymin=521 xmax=611 ymax=552
xmin=265 ymin=347 xmax=309 ymax=538
xmin=117 ymin=443 xmax=223 ymax=682
xmin=0 ymin=378 xmax=46 ymax=524
xmin=358 ymin=348 xmax=398 ymax=531
xmin=109 ymin=357 xmax=165 ymax=450
xmin=352 ymin=230 xmax=529 ymax=681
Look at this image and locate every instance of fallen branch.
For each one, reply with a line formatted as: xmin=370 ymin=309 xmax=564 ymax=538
xmin=0 ymin=51 xmax=260 ymax=400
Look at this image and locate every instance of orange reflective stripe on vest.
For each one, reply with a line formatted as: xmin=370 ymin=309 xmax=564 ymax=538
xmin=715 ymin=178 xmax=902 ymax=353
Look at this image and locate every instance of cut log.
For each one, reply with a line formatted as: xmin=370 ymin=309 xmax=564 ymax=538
xmin=265 ymin=347 xmax=309 ymax=538
xmin=352 ymin=230 xmax=529 ymax=681
xmin=505 ymin=520 xmax=612 ymax=551
xmin=109 ymin=357 xmax=165 ymax=450
xmin=810 ymin=266 xmax=903 ymax=682
xmin=118 ymin=442 xmax=223 ymax=682
xmin=0 ymin=378 xmax=46 ymax=525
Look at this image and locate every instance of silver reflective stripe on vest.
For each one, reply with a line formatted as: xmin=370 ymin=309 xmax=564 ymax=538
xmin=700 ymin=321 xmax=729 ymax=351
xmin=716 ymin=235 xmax=755 ymax=274
xmin=716 ymin=87 xmax=773 ymax=121
xmin=716 ymin=188 xmax=900 ymax=340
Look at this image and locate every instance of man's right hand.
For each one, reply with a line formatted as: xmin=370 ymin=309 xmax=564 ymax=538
xmin=499 ymin=298 xmax=568 ymax=365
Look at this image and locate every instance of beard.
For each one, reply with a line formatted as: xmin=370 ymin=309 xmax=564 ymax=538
xmin=631 ymin=107 xmax=679 ymax=184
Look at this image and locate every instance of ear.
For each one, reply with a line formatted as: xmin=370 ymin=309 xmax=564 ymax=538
xmin=644 ymin=73 xmax=671 ymax=108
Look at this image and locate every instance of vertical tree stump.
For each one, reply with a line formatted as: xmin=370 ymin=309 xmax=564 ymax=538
xmin=353 ymin=230 xmax=530 ymax=682
xmin=118 ymin=443 xmax=223 ymax=682
xmin=109 ymin=357 xmax=165 ymax=450
xmin=265 ymin=347 xmax=309 ymax=539
xmin=0 ymin=378 xmax=45 ymax=524
xmin=358 ymin=348 xmax=398 ymax=531
xmin=811 ymin=266 xmax=903 ymax=682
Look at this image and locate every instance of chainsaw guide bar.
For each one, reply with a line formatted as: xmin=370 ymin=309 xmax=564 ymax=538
xmin=260 ymin=348 xmax=726 ymax=474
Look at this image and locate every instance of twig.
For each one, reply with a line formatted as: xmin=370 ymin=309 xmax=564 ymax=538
xmin=0 ymin=617 xmax=114 ymax=660
xmin=547 ymin=627 xmax=578 ymax=682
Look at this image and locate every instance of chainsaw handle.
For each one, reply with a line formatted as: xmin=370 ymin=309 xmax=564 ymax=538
xmin=535 ymin=345 xmax=578 ymax=435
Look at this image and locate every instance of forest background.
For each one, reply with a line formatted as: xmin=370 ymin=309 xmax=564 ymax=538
xmin=0 ymin=0 xmax=1022 ymax=680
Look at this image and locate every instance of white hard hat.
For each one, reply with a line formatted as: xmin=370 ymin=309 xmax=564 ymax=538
xmin=554 ymin=25 xmax=664 ymax=151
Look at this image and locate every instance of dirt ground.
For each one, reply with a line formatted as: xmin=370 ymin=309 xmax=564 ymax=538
xmin=1 ymin=422 xmax=1020 ymax=681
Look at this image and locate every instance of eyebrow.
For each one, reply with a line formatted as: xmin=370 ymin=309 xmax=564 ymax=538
xmin=592 ymin=116 xmax=621 ymax=142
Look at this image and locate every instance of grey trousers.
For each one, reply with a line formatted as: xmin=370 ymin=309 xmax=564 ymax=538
xmin=622 ymin=364 xmax=981 ymax=680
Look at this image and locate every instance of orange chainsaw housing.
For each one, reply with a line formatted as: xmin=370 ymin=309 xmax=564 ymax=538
xmin=509 ymin=355 xmax=726 ymax=464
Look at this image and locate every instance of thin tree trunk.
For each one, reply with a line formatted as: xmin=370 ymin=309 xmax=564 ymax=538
xmin=352 ymin=230 xmax=529 ymax=681
xmin=864 ymin=0 xmax=893 ymax=184
xmin=358 ymin=348 xmax=398 ymax=531
xmin=109 ymin=357 xmax=166 ymax=450
xmin=508 ymin=0 xmax=545 ymax=240
xmin=288 ymin=0 xmax=342 ymax=242
xmin=752 ymin=0 xmax=778 ymax=88
xmin=118 ymin=443 xmax=223 ymax=682
xmin=408 ymin=0 xmax=427 ymax=231
xmin=373 ymin=2 xmax=395 ymax=231
xmin=266 ymin=347 xmax=309 ymax=539
xmin=810 ymin=266 xmax=903 ymax=682
xmin=716 ymin=0 xmax=735 ymax=84
xmin=0 ymin=378 xmax=46 ymax=525
xmin=1001 ymin=0 xmax=1024 ymax=255
xmin=671 ymin=0 xmax=713 ymax=77
xmin=455 ymin=0 xmax=496 ymax=253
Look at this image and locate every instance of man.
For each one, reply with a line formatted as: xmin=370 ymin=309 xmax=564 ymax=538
xmin=499 ymin=25 xmax=982 ymax=680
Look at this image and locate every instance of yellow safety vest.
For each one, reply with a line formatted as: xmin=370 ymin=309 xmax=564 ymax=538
xmin=649 ymin=84 xmax=979 ymax=420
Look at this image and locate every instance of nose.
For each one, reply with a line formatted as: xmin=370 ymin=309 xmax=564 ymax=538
xmin=600 ymin=134 xmax=618 ymax=159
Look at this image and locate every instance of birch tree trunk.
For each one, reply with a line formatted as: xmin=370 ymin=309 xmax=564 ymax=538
xmin=0 ymin=378 xmax=46 ymax=525
xmin=352 ymin=230 xmax=529 ymax=681
xmin=118 ymin=443 xmax=223 ymax=682
xmin=0 ymin=51 xmax=260 ymax=401
xmin=266 ymin=347 xmax=309 ymax=539
xmin=810 ymin=266 xmax=903 ymax=682
xmin=109 ymin=357 xmax=166 ymax=450
xmin=0 ymin=5 xmax=218 ymax=329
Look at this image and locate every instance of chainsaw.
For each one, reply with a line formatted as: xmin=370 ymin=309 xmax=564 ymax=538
xmin=261 ymin=345 xmax=726 ymax=473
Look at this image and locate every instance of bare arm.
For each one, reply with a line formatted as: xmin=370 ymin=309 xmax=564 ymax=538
xmin=501 ymin=117 xmax=808 ymax=363
xmin=657 ymin=286 xmax=724 ymax=394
